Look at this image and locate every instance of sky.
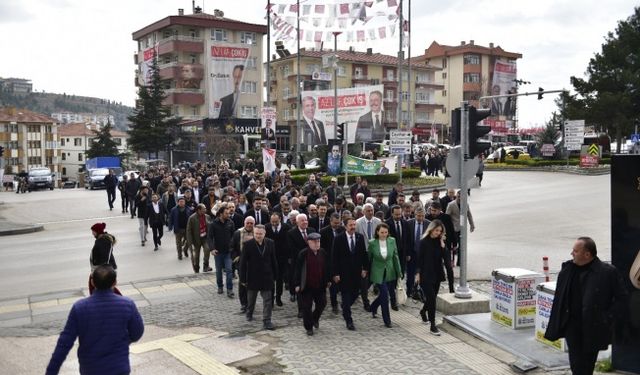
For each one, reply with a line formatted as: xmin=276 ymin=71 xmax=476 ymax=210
xmin=0 ymin=0 xmax=636 ymax=128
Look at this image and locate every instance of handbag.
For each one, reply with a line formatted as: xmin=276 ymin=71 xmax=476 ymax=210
xmin=396 ymin=282 xmax=407 ymax=305
xmin=411 ymin=284 xmax=426 ymax=303
xmin=631 ymin=249 xmax=640 ymax=289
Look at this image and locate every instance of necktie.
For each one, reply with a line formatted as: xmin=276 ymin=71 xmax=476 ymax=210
xmin=256 ymin=211 xmax=260 ymax=224
xmin=415 ymin=222 xmax=422 ymax=250
xmin=303 ymin=231 xmax=307 ymax=242
xmin=350 ymin=235 xmax=355 ymax=254
xmin=312 ymin=121 xmax=320 ymax=142
xmin=396 ymin=221 xmax=402 ymax=241
xmin=375 ymin=114 xmax=380 ymax=129
xmin=367 ymin=221 xmax=372 ymax=239
xmin=320 ymin=218 xmax=323 ymax=228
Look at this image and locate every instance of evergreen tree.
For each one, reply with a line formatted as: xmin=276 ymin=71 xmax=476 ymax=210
xmin=127 ymin=56 xmax=181 ymax=158
xmin=86 ymin=121 xmax=120 ymax=159
xmin=536 ymin=113 xmax=561 ymax=159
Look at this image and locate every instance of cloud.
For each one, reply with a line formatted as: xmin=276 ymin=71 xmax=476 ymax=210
xmin=0 ymin=2 xmax=33 ymax=22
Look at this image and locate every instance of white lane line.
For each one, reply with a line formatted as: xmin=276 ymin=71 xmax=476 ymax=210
xmin=36 ymin=215 xmax=131 ymax=225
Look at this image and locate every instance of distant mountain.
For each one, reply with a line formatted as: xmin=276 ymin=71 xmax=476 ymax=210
xmin=0 ymin=90 xmax=133 ymax=131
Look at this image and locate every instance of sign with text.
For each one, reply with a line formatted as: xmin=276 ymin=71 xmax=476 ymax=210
xmin=491 ymin=268 xmax=545 ymax=329
xmin=209 ymin=43 xmax=251 ymax=119
xmin=564 ymin=120 xmax=585 ymax=151
xmin=342 ymin=155 xmax=397 ymax=175
xmin=541 ymin=144 xmax=555 ymax=157
xmin=390 ymin=130 xmax=412 ymax=155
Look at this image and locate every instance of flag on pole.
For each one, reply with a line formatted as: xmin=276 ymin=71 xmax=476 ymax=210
xmin=263 ymin=148 xmax=277 ymax=173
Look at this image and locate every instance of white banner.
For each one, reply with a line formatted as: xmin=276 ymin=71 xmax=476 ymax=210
xmin=490 ymin=60 xmax=517 ymax=119
xmin=261 ymin=107 xmax=277 ymax=141
xmin=262 ymin=148 xmax=277 ymax=173
xmin=138 ymin=46 xmax=156 ymax=86
xmin=208 ymin=43 xmax=251 ymax=119
xmin=300 ymin=85 xmax=385 ymax=145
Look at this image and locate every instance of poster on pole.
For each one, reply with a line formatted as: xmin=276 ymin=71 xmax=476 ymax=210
xmin=300 ymin=85 xmax=385 ymax=145
xmin=209 ymin=43 xmax=251 ymax=119
xmin=262 ymin=148 xmax=277 ymax=173
xmin=490 ymin=60 xmax=517 ymax=119
xmin=138 ymin=46 xmax=157 ymax=86
xmin=342 ymin=155 xmax=397 ymax=175
xmin=260 ymin=107 xmax=276 ymax=141
xmin=327 ymin=140 xmax=343 ymax=176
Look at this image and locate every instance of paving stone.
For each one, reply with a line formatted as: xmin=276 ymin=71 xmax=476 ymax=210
xmin=0 ymin=298 xmax=29 ymax=307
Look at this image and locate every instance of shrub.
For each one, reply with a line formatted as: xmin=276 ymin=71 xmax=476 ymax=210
xmin=290 ymin=168 xmax=422 ymax=186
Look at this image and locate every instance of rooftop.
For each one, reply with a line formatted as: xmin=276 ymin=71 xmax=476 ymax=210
xmin=272 ymin=48 xmax=441 ymax=70
xmin=423 ymin=40 xmax=522 ymax=60
xmin=58 ymin=122 xmax=128 ymax=137
xmin=0 ymin=108 xmax=55 ymax=124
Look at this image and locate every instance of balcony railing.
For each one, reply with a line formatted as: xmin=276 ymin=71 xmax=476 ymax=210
xmin=415 ymin=99 xmax=437 ymax=105
xmin=158 ymin=61 xmax=179 ymax=70
xmin=158 ymin=35 xmax=203 ymax=44
xmin=352 ymin=75 xmax=368 ymax=80
xmin=165 ymin=88 xmax=204 ymax=94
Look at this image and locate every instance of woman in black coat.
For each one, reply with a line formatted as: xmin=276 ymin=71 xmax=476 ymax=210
xmin=415 ymin=219 xmax=447 ymax=336
xmin=89 ymin=222 xmax=120 ymax=295
xmin=147 ymin=193 xmax=167 ymax=251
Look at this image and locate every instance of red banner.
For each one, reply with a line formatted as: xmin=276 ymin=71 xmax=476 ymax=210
xmin=317 ymin=94 xmax=367 ymax=109
xmin=580 ymin=155 xmax=599 ymax=168
xmin=211 ymin=46 xmax=249 ymax=59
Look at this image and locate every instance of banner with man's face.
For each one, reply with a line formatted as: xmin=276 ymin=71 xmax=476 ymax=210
xmin=261 ymin=107 xmax=277 ymax=141
xmin=209 ymin=43 xmax=250 ymax=119
xmin=490 ymin=60 xmax=517 ymax=119
xmin=138 ymin=46 xmax=156 ymax=86
xmin=342 ymin=155 xmax=397 ymax=175
xmin=300 ymin=85 xmax=385 ymax=145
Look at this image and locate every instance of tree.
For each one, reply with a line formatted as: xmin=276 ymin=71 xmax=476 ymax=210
xmin=86 ymin=121 xmax=120 ymax=159
xmin=127 ymin=56 xmax=181 ymax=158
xmin=562 ymin=7 xmax=640 ymax=153
xmin=536 ymin=113 xmax=561 ymax=159
xmin=201 ymin=128 xmax=240 ymax=162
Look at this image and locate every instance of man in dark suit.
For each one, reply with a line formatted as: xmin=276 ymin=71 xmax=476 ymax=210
xmin=227 ymin=202 xmax=244 ymax=230
xmin=261 ymin=118 xmax=276 ymax=141
xmin=286 ymin=214 xmax=317 ymax=311
xmin=266 ymin=213 xmax=291 ymax=307
xmin=320 ymin=213 xmax=344 ymax=313
xmin=309 ymin=203 xmax=330 ymax=232
xmin=301 ymin=96 xmax=326 ymax=145
xmin=218 ymin=64 xmax=244 ymax=119
xmin=239 ymin=225 xmax=277 ymax=330
xmin=332 ymin=217 xmax=368 ymax=330
xmin=355 ymin=90 xmax=385 ymax=142
xmin=244 ymin=197 xmax=269 ymax=225
xmin=386 ymin=204 xmax=411 ymax=310
xmin=377 ymin=160 xmax=389 ymax=175
xmin=406 ymin=207 xmax=430 ymax=296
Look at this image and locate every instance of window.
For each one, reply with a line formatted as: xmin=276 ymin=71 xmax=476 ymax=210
xmin=240 ymin=106 xmax=257 ymax=118
xmin=442 ymin=72 xmax=447 ymax=79
xmin=400 ymin=91 xmax=410 ymax=101
xmin=28 ymin=156 xmax=40 ymax=165
xmin=88 ymin=138 xmax=94 ymax=144
xmin=385 ymin=112 xmax=396 ymax=122
xmin=416 ymin=112 xmax=430 ymax=123
xmin=9 ymin=158 xmax=19 ymax=166
xmin=114 ymin=138 xmax=122 ymax=146
xmin=386 ymin=70 xmax=395 ymax=81
xmin=241 ymin=81 xmax=257 ymax=94
xmin=28 ymin=141 xmax=42 ymax=149
xmin=74 ymin=138 xmax=82 ymax=146
xmin=385 ymin=90 xmax=394 ymax=101
xmin=401 ymin=111 xmax=410 ymax=122
xmin=283 ymin=108 xmax=290 ymax=119
xmin=246 ymin=57 xmax=258 ymax=69
xmin=283 ymin=87 xmax=291 ymax=98
xmin=62 ymin=167 xmax=67 ymax=175
xmin=46 ymin=156 xmax=53 ymax=165
xmin=401 ymin=71 xmax=409 ymax=81
xmin=211 ymin=29 xmax=227 ymax=41
xmin=463 ymin=91 xmax=480 ymax=101
xmin=28 ymin=125 xmax=41 ymax=132
xmin=354 ymin=66 xmax=364 ymax=78
xmin=305 ymin=64 xmax=321 ymax=74
xmin=190 ymin=54 xmax=197 ymax=64
xmin=416 ymin=92 xmax=430 ymax=103
xmin=442 ymin=90 xmax=447 ymax=97
xmin=463 ymin=73 xmax=480 ymax=83
xmin=442 ymin=58 xmax=447 ymax=68
xmin=62 ymin=153 xmax=66 ymax=161
xmin=463 ymin=54 xmax=481 ymax=65
xmin=189 ymin=29 xmax=197 ymax=38
xmin=241 ymin=32 xmax=256 ymax=44
xmin=60 ymin=138 xmax=65 ymax=146
xmin=442 ymin=107 xmax=447 ymax=113
xmin=336 ymin=65 xmax=346 ymax=77
xmin=78 ymin=153 xmax=83 ymax=161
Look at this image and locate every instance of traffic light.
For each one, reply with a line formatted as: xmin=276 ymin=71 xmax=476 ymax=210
xmin=537 ymin=87 xmax=544 ymax=100
xmin=450 ymin=108 xmax=461 ymax=145
xmin=0 ymin=145 xmax=4 ymax=156
xmin=468 ymin=106 xmax=492 ymax=157
xmin=335 ymin=122 xmax=345 ymax=141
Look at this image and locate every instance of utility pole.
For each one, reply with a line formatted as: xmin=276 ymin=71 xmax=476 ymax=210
xmin=295 ymin=0 xmax=301 ymax=168
xmin=266 ymin=0 xmax=271 ymax=105
xmin=396 ymin=0 xmax=403 ymax=182
xmin=455 ymin=101 xmax=472 ymax=299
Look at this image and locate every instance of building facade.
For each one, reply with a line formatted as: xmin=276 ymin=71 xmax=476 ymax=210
xmin=267 ymin=47 xmax=444 ymax=148
xmin=0 ymin=78 xmax=33 ymax=95
xmin=0 ymin=107 xmax=59 ymax=175
xmin=132 ymin=7 xmax=267 ymax=122
xmin=416 ymin=40 xmax=522 ymax=141
xmin=57 ymin=123 xmax=129 ymax=180
xmin=51 ymin=112 xmax=116 ymax=127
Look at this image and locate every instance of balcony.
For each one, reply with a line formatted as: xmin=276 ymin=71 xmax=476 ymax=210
xmin=163 ymin=90 xmax=205 ymax=106
xmin=351 ymin=75 xmax=369 ymax=83
xmin=159 ymin=63 xmax=204 ymax=85
xmin=415 ymin=80 xmax=444 ymax=89
xmin=415 ymin=100 xmax=443 ymax=109
xmin=157 ymin=35 xmax=204 ymax=56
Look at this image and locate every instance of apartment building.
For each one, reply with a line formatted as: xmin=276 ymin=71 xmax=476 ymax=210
xmin=415 ymin=40 xmax=522 ymax=136
xmin=51 ymin=112 xmax=115 ymax=127
xmin=0 ymin=78 xmax=33 ymax=95
xmin=0 ymin=107 xmax=59 ymax=175
xmin=57 ymin=123 xmax=129 ymax=180
xmin=268 ymin=47 xmax=445 ymax=147
xmin=132 ymin=7 xmax=267 ymax=122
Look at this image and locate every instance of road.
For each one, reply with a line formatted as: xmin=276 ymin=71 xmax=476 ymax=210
xmin=0 ymin=170 xmax=609 ymax=299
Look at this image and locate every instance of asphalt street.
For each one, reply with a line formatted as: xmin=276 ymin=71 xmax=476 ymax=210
xmin=0 ymin=170 xmax=609 ymax=300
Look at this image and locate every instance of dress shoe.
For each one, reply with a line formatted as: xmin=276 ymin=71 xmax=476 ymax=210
xmin=154 ymin=246 xmax=158 ymax=251
xmin=158 ymin=239 xmax=161 ymax=245
xmin=363 ymin=304 xmax=371 ymax=312
xmin=430 ymin=324 xmax=441 ymax=336
xmin=306 ymin=329 xmax=314 ymax=336
xmin=371 ymin=311 xmax=378 ymax=319
xmin=385 ymin=322 xmax=392 ymax=328
xmin=313 ymin=321 xmax=319 ymax=329
xmin=289 ymin=294 xmax=296 ymax=302
xmin=276 ymin=297 xmax=283 ymax=307
xmin=346 ymin=323 xmax=356 ymax=331
xmin=420 ymin=309 xmax=427 ymax=322
xmin=263 ymin=321 xmax=275 ymax=330
xmin=227 ymin=291 xmax=235 ymax=298
xmin=246 ymin=315 xmax=253 ymax=322
xmin=178 ymin=255 xmax=182 ymax=260
xmin=297 ymin=311 xmax=303 ymax=319
xmin=218 ymin=288 xmax=224 ymax=294
xmin=184 ymin=250 xmax=189 ymax=258
xmin=332 ymin=305 xmax=339 ymax=314
xmin=241 ymin=305 xmax=247 ymax=313
xmin=204 ymin=267 xmax=213 ymax=272
xmin=391 ymin=303 xmax=399 ymax=311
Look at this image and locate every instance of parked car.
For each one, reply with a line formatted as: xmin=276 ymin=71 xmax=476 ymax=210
xmin=27 ymin=167 xmax=55 ymax=191
xmin=84 ymin=168 xmax=111 ymax=190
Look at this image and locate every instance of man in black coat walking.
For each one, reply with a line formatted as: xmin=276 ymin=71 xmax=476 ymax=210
xmin=332 ymin=217 xmax=368 ymax=330
xmin=103 ymin=169 xmax=119 ymax=211
xmin=265 ymin=213 xmax=290 ymax=307
xmin=544 ymin=237 xmax=627 ymax=375
xmin=239 ymin=225 xmax=277 ymax=330
xmin=320 ymin=213 xmax=344 ymax=313
xmin=286 ymin=214 xmax=316 ymax=307
xmin=385 ymin=205 xmax=411 ymax=310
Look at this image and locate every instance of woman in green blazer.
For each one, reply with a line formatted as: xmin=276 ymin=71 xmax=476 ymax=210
xmin=368 ymin=222 xmax=403 ymax=328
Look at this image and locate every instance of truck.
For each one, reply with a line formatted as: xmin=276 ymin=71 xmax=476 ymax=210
xmin=85 ymin=157 xmax=121 ymax=170
xmin=84 ymin=157 xmax=122 ymax=190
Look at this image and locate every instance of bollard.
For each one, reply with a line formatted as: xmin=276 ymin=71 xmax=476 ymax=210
xmin=542 ymin=256 xmax=550 ymax=282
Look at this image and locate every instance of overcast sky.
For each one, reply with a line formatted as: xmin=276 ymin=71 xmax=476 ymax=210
xmin=0 ymin=0 xmax=635 ymax=128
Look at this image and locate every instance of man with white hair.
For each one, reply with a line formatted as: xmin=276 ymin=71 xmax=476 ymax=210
xmin=355 ymin=203 xmax=381 ymax=312
xmin=286 ymin=213 xmax=317 ymax=310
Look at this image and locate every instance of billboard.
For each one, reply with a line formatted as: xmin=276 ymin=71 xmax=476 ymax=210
xmin=300 ymin=85 xmax=385 ymax=145
xmin=209 ymin=43 xmax=251 ymax=119
xmin=342 ymin=155 xmax=397 ymax=175
xmin=180 ymin=64 xmax=204 ymax=89
xmin=490 ymin=60 xmax=517 ymax=119
xmin=138 ymin=47 xmax=156 ymax=86
xmin=261 ymin=107 xmax=277 ymax=141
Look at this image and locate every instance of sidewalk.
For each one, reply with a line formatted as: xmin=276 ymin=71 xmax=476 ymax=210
xmin=0 ymin=272 xmax=573 ymax=375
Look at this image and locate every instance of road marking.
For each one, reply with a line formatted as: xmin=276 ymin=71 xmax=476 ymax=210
xmin=131 ymin=334 xmax=239 ymax=375
xmin=35 ymin=215 xmax=130 ymax=225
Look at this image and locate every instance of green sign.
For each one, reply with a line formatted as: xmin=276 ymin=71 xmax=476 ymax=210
xmin=342 ymin=155 xmax=381 ymax=175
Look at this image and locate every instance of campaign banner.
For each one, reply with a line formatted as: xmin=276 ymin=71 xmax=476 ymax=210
xmin=209 ymin=43 xmax=251 ymax=119
xmin=300 ymin=85 xmax=385 ymax=145
xmin=342 ymin=155 xmax=397 ymax=175
xmin=262 ymin=148 xmax=277 ymax=173
xmin=261 ymin=107 xmax=277 ymax=141
xmin=327 ymin=141 xmax=343 ymax=176
xmin=490 ymin=60 xmax=517 ymax=119
xmin=138 ymin=46 xmax=156 ymax=86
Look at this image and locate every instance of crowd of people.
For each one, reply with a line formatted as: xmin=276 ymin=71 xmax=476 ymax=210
xmin=100 ymin=160 xmax=476 ymax=336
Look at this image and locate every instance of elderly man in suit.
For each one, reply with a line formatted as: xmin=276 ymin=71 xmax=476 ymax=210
xmin=332 ymin=217 xmax=368 ymax=330
xmin=320 ymin=212 xmax=344 ymax=313
xmin=286 ymin=213 xmax=317 ymax=313
xmin=355 ymin=203 xmax=381 ymax=311
xmin=239 ymin=225 xmax=278 ymax=330
xmin=265 ymin=212 xmax=291 ymax=307
xmin=355 ymin=90 xmax=385 ymax=142
xmin=301 ymin=96 xmax=326 ymax=145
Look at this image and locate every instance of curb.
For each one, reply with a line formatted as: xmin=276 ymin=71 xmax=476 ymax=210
xmin=484 ymin=166 xmax=610 ymax=176
xmin=0 ymin=224 xmax=45 ymax=236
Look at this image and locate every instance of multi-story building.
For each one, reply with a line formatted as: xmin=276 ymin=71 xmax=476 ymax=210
xmin=268 ymin=47 xmax=445 ymax=148
xmin=57 ymin=123 xmax=129 ymax=180
xmin=132 ymin=7 xmax=267 ymax=122
xmin=416 ymin=40 xmax=522 ymax=139
xmin=0 ymin=107 xmax=59 ymax=176
xmin=51 ymin=112 xmax=116 ymax=127
xmin=0 ymin=78 xmax=33 ymax=95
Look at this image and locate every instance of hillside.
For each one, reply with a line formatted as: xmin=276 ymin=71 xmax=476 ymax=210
xmin=0 ymin=90 xmax=133 ymax=131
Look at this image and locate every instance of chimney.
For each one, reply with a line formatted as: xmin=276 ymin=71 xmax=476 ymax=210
xmin=489 ymin=42 xmax=494 ymax=48
xmin=366 ymin=48 xmax=372 ymax=55
xmin=349 ymin=46 xmax=354 ymax=53
xmin=178 ymin=8 xmax=184 ymax=15
xmin=469 ymin=40 xmax=474 ymax=45
xmin=460 ymin=41 xmax=466 ymax=46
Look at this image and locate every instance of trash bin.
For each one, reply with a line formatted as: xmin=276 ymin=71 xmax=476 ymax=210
xmin=491 ymin=268 xmax=545 ymax=329
xmin=535 ymin=281 xmax=567 ymax=351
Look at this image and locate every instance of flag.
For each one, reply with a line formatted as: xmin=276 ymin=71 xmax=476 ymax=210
xmin=340 ymin=3 xmax=350 ymax=15
xmin=387 ymin=0 xmax=397 ymax=6
xmin=378 ymin=26 xmax=386 ymax=39
xmin=315 ymin=4 xmax=325 ymax=14
xmin=314 ymin=31 xmax=323 ymax=42
xmin=303 ymin=4 xmax=311 ymax=15
xmin=289 ymin=4 xmax=298 ymax=13
xmin=357 ymin=30 xmax=365 ymax=41
xmin=368 ymin=28 xmax=376 ymax=40
xmin=263 ymin=148 xmax=277 ymax=173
